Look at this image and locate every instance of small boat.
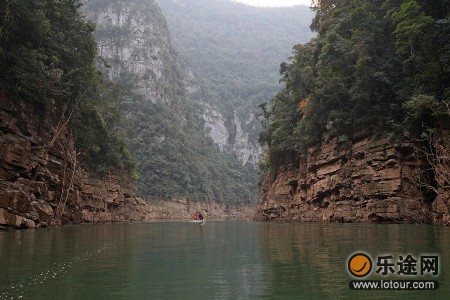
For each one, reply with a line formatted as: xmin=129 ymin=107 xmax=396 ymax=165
xmin=190 ymin=212 xmax=206 ymax=225
xmin=188 ymin=219 xmax=206 ymax=225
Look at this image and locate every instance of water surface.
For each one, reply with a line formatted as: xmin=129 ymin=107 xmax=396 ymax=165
xmin=0 ymin=222 xmax=448 ymax=299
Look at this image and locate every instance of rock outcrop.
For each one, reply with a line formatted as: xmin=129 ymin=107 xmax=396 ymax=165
xmin=83 ymin=0 xmax=173 ymax=104
xmin=258 ymin=134 xmax=450 ymax=224
xmin=0 ymin=95 xmax=153 ymax=229
xmin=203 ymin=106 xmax=261 ymax=166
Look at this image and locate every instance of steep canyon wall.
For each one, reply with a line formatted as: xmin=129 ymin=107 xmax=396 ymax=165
xmin=259 ymin=134 xmax=449 ymax=224
xmin=0 ymin=96 xmax=152 ymax=229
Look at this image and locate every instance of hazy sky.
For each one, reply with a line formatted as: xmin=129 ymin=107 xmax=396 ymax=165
xmin=234 ymin=0 xmax=312 ymax=7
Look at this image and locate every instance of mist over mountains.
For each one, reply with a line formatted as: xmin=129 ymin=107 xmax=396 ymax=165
xmin=157 ymin=0 xmax=315 ymax=165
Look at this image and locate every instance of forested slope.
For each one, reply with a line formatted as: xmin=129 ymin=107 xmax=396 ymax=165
xmin=260 ymin=0 xmax=449 ymax=171
xmin=83 ymin=0 xmax=258 ymax=203
xmin=157 ymin=0 xmax=315 ymax=165
xmin=0 ymin=0 xmax=133 ymax=172
xmin=0 ymin=0 xmax=153 ymax=228
xmin=258 ymin=0 xmax=450 ymax=223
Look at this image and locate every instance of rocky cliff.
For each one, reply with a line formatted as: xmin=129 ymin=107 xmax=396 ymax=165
xmin=0 ymin=95 xmax=153 ymax=229
xmin=203 ymin=106 xmax=261 ymax=165
xmin=82 ymin=0 xmax=174 ymax=104
xmin=83 ymin=0 xmax=261 ymax=165
xmin=258 ymin=134 xmax=450 ymax=224
xmin=81 ymin=0 xmax=259 ymax=203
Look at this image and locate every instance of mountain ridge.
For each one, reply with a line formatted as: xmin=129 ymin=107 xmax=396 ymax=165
xmin=156 ymin=0 xmax=315 ymax=166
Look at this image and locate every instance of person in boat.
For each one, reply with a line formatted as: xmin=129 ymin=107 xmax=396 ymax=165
xmin=198 ymin=213 xmax=204 ymax=221
xmin=194 ymin=212 xmax=198 ymax=220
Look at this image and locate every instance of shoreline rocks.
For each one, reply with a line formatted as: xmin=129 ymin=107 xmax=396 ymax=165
xmin=258 ymin=134 xmax=449 ymax=224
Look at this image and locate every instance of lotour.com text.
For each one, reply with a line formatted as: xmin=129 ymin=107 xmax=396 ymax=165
xmin=349 ymin=280 xmax=439 ymax=290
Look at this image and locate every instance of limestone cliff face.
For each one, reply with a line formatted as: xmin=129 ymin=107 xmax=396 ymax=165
xmin=82 ymin=0 xmax=175 ymax=103
xmin=258 ymin=134 xmax=450 ymax=224
xmin=203 ymin=106 xmax=261 ymax=165
xmin=183 ymin=62 xmax=261 ymax=166
xmin=83 ymin=0 xmax=262 ymax=167
xmin=0 ymin=96 xmax=152 ymax=229
xmin=186 ymin=70 xmax=262 ymax=166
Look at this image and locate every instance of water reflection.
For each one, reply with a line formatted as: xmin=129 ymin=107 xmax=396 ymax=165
xmin=0 ymin=222 xmax=448 ymax=299
xmin=259 ymin=223 xmax=449 ymax=299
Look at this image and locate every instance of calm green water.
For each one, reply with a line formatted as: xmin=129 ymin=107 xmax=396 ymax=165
xmin=0 ymin=222 xmax=448 ymax=299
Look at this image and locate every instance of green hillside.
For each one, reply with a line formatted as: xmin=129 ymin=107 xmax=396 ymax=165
xmin=260 ymin=0 xmax=450 ymax=172
xmin=83 ymin=0 xmax=258 ymax=203
xmin=0 ymin=0 xmax=135 ymax=172
xmin=157 ymin=0 xmax=315 ymax=144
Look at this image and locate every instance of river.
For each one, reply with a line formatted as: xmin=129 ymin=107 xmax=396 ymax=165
xmin=0 ymin=222 xmax=448 ymax=299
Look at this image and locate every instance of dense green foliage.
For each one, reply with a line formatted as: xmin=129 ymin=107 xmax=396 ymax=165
xmin=260 ymin=0 xmax=450 ymax=172
xmin=0 ymin=0 xmax=135 ymax=172
xmin=156 ymin=0 xmax=315 ymax=144
xmin=84 ymin=0 xmax=257 ymax=203
xmin=71 ymin=79 xmax=136 ymax=171
xmin=123 ymin=95 xmax=258 ymax=202
xmin=118 ymin=75 xmax=258 ymax=203
xmin=0 ymin=0 xmax=95 ymax=105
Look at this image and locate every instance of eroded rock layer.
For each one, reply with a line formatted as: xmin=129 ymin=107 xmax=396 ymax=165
xmin=0 ymin=96 xmax=153 ymax=229
xmin=259 ymin=135 xmax=449 ymax=224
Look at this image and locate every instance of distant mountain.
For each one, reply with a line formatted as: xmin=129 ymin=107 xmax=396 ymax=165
xmin=83 ymin=0 xmax=258 ymax=203
xmin=156 ymin=0 xmax=315 ymax=165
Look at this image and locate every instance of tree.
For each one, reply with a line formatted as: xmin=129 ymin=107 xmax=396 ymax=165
xmin=391 ymin=0 xmax=433 ymax=57
xmin=259 ymin=0 xmax=449 ymax=177
xmin=0 ymin=0 xmax=96 ymax=107
xmin=0 ymin=0 xmax=135 ymax=173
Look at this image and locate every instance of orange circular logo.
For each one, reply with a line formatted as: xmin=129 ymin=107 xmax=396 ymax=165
xmin=348 ymin=253 xmax=372 ymax=277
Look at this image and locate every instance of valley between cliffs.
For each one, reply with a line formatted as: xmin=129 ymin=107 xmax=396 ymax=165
xmin=0 ymin=93 xmax=254 ymax=229
xmin=1 ymin=0 xmax=448 ymax=229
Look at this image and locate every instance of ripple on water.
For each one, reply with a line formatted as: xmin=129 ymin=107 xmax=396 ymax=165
xmin=0 ymin=244 xmax=111 ymax=300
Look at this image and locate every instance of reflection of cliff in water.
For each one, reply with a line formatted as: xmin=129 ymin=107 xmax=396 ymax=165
xmin=259 ymin=223 xmax=449 ymax=299
xmin=1 ymin=222 xmax=448 ymax=299
xmin=0 ymin=223 xmax=261 ymax=298
xmin=127 ymin=221 xmax=267 ymax=299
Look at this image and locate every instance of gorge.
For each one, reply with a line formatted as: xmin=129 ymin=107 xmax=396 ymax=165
xmin=1 ymin=0 xmax=302 ymax=227
xmin=0 ymin=0 xmax=449 ymax=229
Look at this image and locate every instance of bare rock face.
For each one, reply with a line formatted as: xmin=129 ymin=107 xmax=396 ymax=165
xmin=203 ymin=106 xmax=261 ymax=166
xmin=0 ymin=96 xmax=153 ymax=229
xmin=82 ymin=1 xmax=172 ymax=104
xmin=258 ymin=134 xmax=449 ymax=224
